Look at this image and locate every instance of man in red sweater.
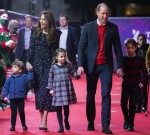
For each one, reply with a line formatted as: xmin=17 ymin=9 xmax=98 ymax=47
xmin=77 ymin=3 xmax=123 ymax=134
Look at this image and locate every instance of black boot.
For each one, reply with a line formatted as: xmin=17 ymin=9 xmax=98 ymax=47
xmin=64 ymin=119 xmax=70 ymax=130
xmin=57 ymin=107 xmax=64 ymax=132
xmin=10 ymin=126 xmax=15 ymax=131
xmin=23 ymin=124 xmax=28 ymax=130
xmin=57 ymin=127 xmax=64 ymax=132
xmin=123 ymin=121 xmax=128 ymax=129
xmin=87 ymin=122 xmax=95 ymax=131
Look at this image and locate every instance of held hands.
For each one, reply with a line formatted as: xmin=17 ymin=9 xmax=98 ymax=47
xmin=3 ymin=97 xmax=8 ymax=102
xmin=49 ymin=89 xmax=54 ymax=96
xmin=77 ymin=66 xmax=84 ymax=76
xmin=116 ymin=68 xmax=124 ymax=77
xmin=26 ymin=62 xmax=33 ymax=71
xmin=139 ymin=83 xmax=144 ymax=89
xmin=72 ymin=72 xmax=81 ymax=80
xmin=5 ymin=40 xmax=15 ymax=49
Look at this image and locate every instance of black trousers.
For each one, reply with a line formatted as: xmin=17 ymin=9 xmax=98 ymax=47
xmin=56 ymin=105 xmax=69 ymax=128
xmin=10 ymin=98 xmax=26 ymax=126
xmin=121 ymin=82 xmax=139 ymax=127
xmin=136 ymin=80 xmax=148 ymax=109
xmin=86 ymin=64 xmax=112 ymax=130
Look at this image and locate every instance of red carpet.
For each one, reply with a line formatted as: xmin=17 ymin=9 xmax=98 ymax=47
xmin=0 ymin=74 xmax=150 ymax=135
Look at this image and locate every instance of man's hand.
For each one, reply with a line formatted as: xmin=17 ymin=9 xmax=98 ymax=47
xmin=77 ymin=66 xmax=84 ymax=75
xmin=116 ymin=68 xmax=124 ymax=77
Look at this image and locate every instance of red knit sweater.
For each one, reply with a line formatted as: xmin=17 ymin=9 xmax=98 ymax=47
xmin=95 ymin=25 xmax=107 ymax=64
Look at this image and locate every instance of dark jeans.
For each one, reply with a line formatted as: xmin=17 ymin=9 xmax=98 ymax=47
xmin=121 ymin=82 xmax=139 ymax=127
xmin=56 ymin=105 xmax=69 ymax=128
xmin=86 ymin=64 xmax=112 ymax=130
xmin=10 ymin=98 xmax=26 ymax=126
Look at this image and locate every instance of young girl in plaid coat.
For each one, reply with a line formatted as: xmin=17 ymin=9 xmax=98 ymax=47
xmin=46 ymin=48 xmax=77 ymax=132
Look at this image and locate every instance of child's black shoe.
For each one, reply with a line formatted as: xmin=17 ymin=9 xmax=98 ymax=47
xmin=135 ymin=106 xmax=141 ymax=113
xmin=57 ymin=128 xmax=64 ymax=132
xmin=141 ymin=107 xmax=147 ymax=112
xmin=23 ymin=125 xmax=28 ymax=130
xmin=64 ymin=119 xmax=70 ymax=130
xmin=127 ymin=126 xmax=134 ymax=131
xmin=123 ymin=121 xmax=128 ymax=129
xmin=87 ymin=122 xmax=95 ymax=131
xmin=10 ymin=126 xmax=15 ymax=131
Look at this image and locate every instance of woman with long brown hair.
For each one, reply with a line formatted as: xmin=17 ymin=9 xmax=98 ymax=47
xmin=26 ymin=11 xmax=61 ymax=130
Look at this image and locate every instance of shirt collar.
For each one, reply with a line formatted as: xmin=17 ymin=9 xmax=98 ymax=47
xmin=25 ymin=26 xmax=32 ymax=31
xmin=97 ymin=19 xmax=106 ymax=26
xmin=11 ymin=73 xmax=22 ymax=78
xmin=60 ymin=26 xmax=68 ymax=30
xmin=127 ymin=54 xmax=136 ymax=57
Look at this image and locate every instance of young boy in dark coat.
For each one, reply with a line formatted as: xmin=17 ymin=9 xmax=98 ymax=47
xmin=120 ymin=39 xmax=148 ymax=131
xmin=2 ymin=61 xmax=33 ymax=131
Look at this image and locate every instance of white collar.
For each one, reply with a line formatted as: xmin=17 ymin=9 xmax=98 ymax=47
xmin=97 ymin=19 xmax=106 ymax=26
xmin=60 ymin=26 xmax=68 ymax=30
xmin=25 ymin=26 xmax=32 ymax=31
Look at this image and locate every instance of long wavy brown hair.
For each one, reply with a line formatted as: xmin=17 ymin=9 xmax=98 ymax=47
xmin=33 ymin=11 xmax=58 ymax=43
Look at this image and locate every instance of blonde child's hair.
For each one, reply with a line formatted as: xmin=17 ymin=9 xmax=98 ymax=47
xmin=52 ymin=48 xmax=70 ymax=64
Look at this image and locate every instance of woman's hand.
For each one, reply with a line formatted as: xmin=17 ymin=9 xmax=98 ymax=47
xmin=26 ymin=62 xmax=33 ymax=70
xmin=49 ymin=89 xmax=54 ymax=96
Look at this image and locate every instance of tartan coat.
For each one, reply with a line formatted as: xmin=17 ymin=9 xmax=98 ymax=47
xmin=46 ymin=62 xmax=77 ymax=106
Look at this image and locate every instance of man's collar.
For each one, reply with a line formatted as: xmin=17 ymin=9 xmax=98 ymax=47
xmin=60 ymin=26 xmax=68 ymax=30
xmin=25 ymin=26 xmax=32 ymax=31
xmin=97 ymin=19 xmax=106 ymax=26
